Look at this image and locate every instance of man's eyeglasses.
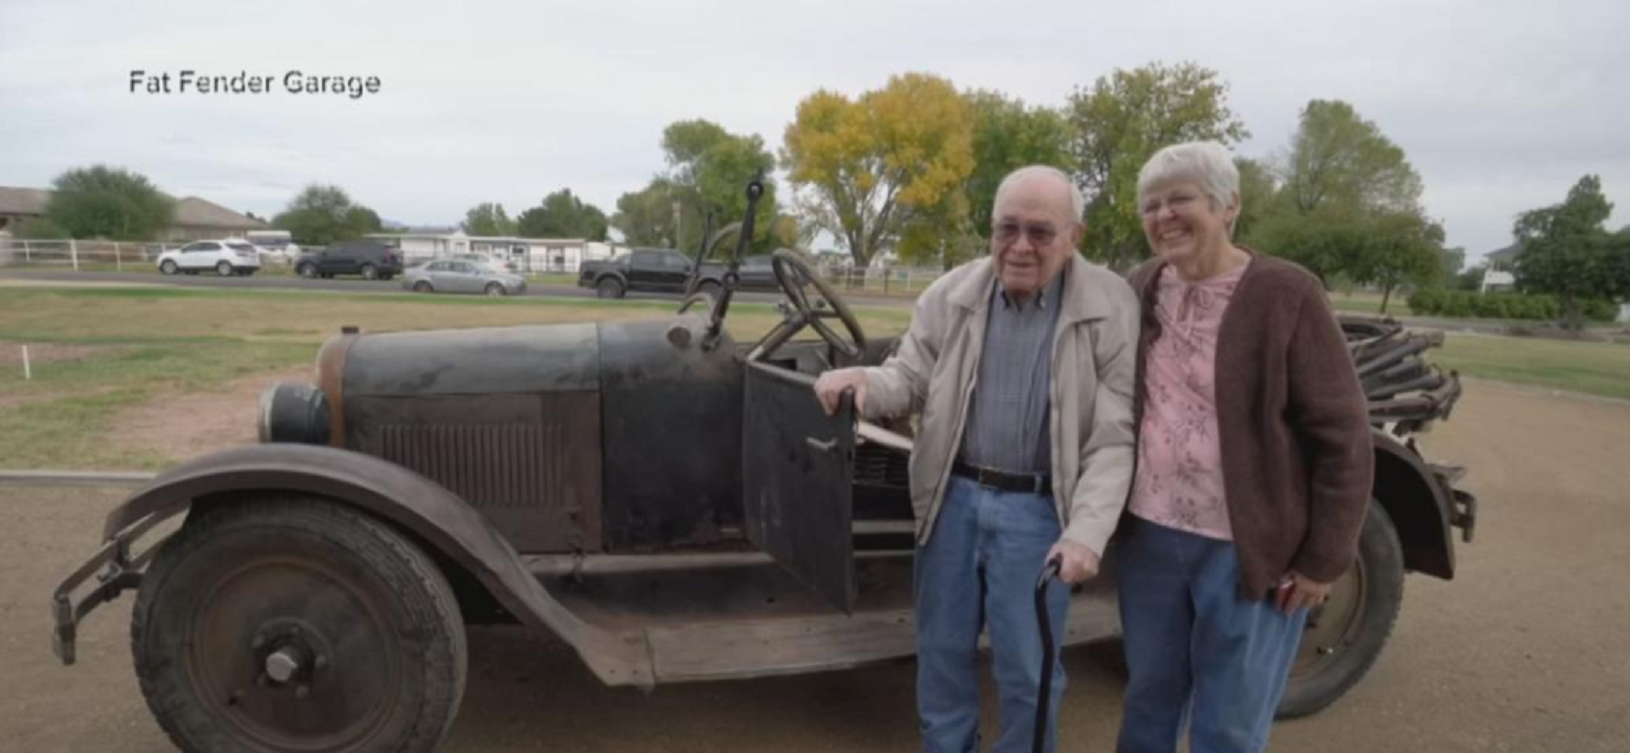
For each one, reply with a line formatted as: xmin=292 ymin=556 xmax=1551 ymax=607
xmin=992 ymin=221 xmax=1059 ymax=247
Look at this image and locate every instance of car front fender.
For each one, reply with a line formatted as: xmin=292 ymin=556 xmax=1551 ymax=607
xmin=59 ymin=443 xmax=653 ymax=687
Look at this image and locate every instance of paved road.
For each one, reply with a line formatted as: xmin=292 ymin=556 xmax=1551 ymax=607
xmin=5 ymin=380 xmax=1629 ymax=751
xmin=0 ymin=268 xmax=914 ymax=308
xmin=6 ymin=268 xmax=1580 ymax=338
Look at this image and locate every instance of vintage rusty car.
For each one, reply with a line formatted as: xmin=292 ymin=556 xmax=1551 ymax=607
xmin=52 ymin=181 xmax=1476 ymax=752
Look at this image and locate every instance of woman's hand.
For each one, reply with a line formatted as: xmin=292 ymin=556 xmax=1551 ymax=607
xmin=1277 ymin=570 xmax=1332 ymax=615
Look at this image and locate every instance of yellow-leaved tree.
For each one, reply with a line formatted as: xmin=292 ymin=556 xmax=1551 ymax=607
xmin=781 ymin=73 xmax=974 ymax=268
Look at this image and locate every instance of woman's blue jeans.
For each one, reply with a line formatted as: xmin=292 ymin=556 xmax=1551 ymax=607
xmin=1114 ymin=518 xmax=1308 ymax=753
xmin=915 ymin=475 xmax=1071 ymax=753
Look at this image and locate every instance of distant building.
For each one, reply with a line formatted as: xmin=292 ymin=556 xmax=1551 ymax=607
xmin=0 ymin=187 xmax=51 ymax=233
xmin=1481 ymin=243 xmax=1519 ymax=293
xmin=367 ymin=231 xmax=617 ymax=273
xmin=0 ymin=185 xmax=266 ymax=240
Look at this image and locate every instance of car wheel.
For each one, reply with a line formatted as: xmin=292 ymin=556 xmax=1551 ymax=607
xmin=297 ymin=264 xmax=317 ymax=279
xmin=412 ymin=281 xmax=433 ymax=293
xmin=132 ymin=496 xmax=467 ymax=753
xmin=595 ymin=277 xmax=625 ymax=299
xmin=360 ymin=264 xmax=378 ymax=280
xmin=160 ymin=260 xmax=178 ymax=275
xmin=1277 ymin=500 xmax=1404 ymax=718
xmin=485 ymin=283 xmax=506 ymax=297
xmin=216 ymin=261 xmax=233 ymax=276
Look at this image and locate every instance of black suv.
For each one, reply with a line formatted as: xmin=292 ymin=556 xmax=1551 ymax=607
xmin=295 ymin=240 xmax=404 ymax=280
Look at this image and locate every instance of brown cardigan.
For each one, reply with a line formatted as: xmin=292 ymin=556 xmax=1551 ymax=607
xmin=1126 ymin=251 xmax=1374 ymax=597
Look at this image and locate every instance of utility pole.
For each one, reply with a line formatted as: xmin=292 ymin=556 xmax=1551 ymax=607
xmin=672 ymin=201 xmax=682 ymax=249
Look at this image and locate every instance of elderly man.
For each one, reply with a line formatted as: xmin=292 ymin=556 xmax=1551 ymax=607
xmin=814 ymin=166 xmax=1139 ymax=753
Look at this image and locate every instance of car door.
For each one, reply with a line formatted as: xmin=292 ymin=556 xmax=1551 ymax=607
xmin=628 ymin=250 xmax=660 ymax=290
xmin=451 ymin=261 xmax=481 ymax=293
xmin=661 ymin=252 xmax=692 ymax=292
xmin=741 ymin=361 xmax=857 ymax=613
xmin=182 ymin=241 xmax=218 ymax=270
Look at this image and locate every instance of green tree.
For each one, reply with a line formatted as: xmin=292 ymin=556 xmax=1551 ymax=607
xmin=1065 ymin=62 xmax=1248 ymax=269
xmin=272 ymin=185 xmax=383 ymax=246
xmin=782 ymin=72 xmax=975 ymax=267
xmin=1453 ymin=264 xmax=1487 ymax=292
xmin=12 ymin=217 xmax=70 ymax=239
xmin=1352 ymin=211 xmax=1446 ymax=313
xmin=1282 ymin=100 xmax=1422 ymax=215
xmin=1232 ymin=156 xmax=1281 ymax=243
xmin=661 ymin=120 xmax=780 ymax=254
xmin=963 ymin=90 xmax=1072 ymax=241
xmin=1513 ymin=175 xmax=1630 ymax=331
xmin=1248 ymin=99 xmax=1437 ymax=293
xmin=516 ymin=189 xmax=609 ymax=241
xmin=1439 ymin=246 xmax=1465 ymax=281
xmin=462 ymin=202 xmax=516 ymax=236
xmin=612 ymin=179 xmax=682 ymax=247
xmin=44 ymin=165 xmax=174 ymax=240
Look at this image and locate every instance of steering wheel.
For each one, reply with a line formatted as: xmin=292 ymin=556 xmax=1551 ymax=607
xmin=748 ymin=249 xmax=867 ymax=362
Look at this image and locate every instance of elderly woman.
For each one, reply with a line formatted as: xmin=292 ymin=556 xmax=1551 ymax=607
xmin=1115 ymin=141 xmax=1373 ymax=753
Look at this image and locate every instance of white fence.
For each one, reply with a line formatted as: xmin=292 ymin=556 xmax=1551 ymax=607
xmin=0 ymin=236 xmax=951 ymax=295
xmin=0 ymin=239 xmax=183 ymax=271
xmin=814 ymin=265 xmax=946 ymax=295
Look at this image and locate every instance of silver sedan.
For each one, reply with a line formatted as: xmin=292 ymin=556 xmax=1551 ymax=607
xmin=402 ymin=260 xmax=527 ymax=296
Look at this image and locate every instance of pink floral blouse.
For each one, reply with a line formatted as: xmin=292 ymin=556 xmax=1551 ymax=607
xmin=1129 ymin=259 xmax=1250 ymax=541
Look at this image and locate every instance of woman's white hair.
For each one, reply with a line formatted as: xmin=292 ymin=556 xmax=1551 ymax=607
xmin=1137 ymin=141 xmax=1240 ymax=211
xmin=995 ymin=165 xmax=1086 ymax=222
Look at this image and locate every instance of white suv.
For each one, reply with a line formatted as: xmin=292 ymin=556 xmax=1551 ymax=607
xmin=156 ymin=239 xmax=263 ymax=276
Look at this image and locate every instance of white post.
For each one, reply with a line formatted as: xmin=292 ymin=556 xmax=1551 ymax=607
xmin=21 ymin=345 xmax=30 ymax=381
xmin=23 ymin=240 xmax=30 ymax=262
xmin=70 ymin=239 xmax=79 ymax=271
xmin=115 ymin=242 xmax=123 ymax=271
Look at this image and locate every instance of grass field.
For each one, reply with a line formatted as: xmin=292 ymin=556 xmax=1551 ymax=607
xmin=0 ymin=286 xmax=912 ymax=468
xmin=1 ymin=283 xmax=1624 ymax=469
xmin=1434 ymin=333 xmax=1630 ymax=401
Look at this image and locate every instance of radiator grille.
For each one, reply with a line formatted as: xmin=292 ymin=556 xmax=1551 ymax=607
xmin=378 ymin=424 xmax=567 ymax=509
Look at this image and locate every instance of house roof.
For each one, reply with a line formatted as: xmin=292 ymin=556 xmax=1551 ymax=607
xmin=0 ymin=187 xmax=265 ymax=230
xmin=172 ymin=196 xmax=267 ymax=229
xmin=0 ymin=186 xmax=52 ymax=216
xmin=1484 ymin=242 xmax=1522 ymax=263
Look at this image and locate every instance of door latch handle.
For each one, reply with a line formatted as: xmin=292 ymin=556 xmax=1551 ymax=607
xmin=805 ymin=437 xmax=837 ymax=454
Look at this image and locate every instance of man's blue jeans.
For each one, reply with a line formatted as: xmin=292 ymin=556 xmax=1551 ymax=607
xmin=916 ymin=475 xmax=1071 ymax=753
xmin=1115 ymin=518 xmax=1308 ymax=753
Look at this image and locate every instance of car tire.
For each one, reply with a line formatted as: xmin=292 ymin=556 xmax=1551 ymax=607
xmin=485 ymin=283 xmax=506 ymax=297
xmin=216 ymin=261 xmax=233 ymax=276
xmin=1277 ymin=500 xmax=1405 ymax=719
xmin=132 ymin=496 xmax=467 ymax=753
xmin=160 ymin=260 xmax=178 ymax=275
xmin=413 ymin=281 xmax=433 ymax=293
xmin=595 ymin=277 xmax=625 ymax=299
xmin=361 ymin=264 xmax=378 ymax=280
xmin=297 ymin=264 xmax=317 ymax=279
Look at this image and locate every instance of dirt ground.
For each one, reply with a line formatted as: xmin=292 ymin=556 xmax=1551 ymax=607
xmin=3 ymin=379 xmax=1629 ymax=752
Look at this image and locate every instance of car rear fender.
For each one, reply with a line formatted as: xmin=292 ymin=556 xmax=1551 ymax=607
xmin=63 ymin=443 xmax=653 ymax=687
xmin=1370 ymin=429 xmax=1473 ymax=579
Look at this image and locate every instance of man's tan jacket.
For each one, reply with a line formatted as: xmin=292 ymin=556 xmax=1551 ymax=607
xmin=859 ymin=255 xmax=1140 ymax=556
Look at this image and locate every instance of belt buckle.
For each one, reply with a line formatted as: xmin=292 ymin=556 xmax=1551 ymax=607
xmin=976 ymin=467 xmax=1002 ymax=490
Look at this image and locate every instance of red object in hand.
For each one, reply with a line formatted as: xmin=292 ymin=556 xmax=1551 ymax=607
xmin=1275 ymin=575 xmax=1296 ymax=612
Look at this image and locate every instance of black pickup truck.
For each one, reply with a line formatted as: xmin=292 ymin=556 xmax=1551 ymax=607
xmin=577 ymin=247 xmax=777 ymax=299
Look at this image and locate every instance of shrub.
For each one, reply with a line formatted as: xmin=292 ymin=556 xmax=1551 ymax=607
xmin=1405 ymin=289 xmax=1613 ymax=321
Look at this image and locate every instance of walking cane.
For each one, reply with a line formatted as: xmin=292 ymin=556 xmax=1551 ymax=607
xmin=1033 ymin=557 xmax=1062 ymax=753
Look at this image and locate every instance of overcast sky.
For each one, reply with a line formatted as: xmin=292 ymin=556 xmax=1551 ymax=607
xmin=3 ymin=0 xmax=1625 ymax=262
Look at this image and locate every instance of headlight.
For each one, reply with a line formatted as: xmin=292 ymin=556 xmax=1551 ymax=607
xmin=257 ymin=383 xmax=331 ymax=444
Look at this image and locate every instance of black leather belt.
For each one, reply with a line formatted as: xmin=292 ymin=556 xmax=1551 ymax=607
xmin=951 ymin=461 xmax=1051 ymax=495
